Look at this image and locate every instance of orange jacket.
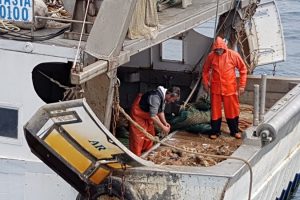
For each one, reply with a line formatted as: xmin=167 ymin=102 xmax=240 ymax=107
xmin=202 ymin=37 xmax=247 ymax=95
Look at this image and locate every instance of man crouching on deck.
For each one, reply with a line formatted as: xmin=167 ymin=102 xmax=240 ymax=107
xmin=202 ymin=36 xmax=247 ymax=139
xmin=129 ymin=86 xmax=180 ymax=156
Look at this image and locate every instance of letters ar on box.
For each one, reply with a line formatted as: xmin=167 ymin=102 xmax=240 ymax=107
xmin=0 ymin=0 xmax=32 ymax=22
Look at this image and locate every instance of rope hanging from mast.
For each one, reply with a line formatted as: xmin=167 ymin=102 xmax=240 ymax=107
xmin=72 ymin=0 xmax=91 ymax=72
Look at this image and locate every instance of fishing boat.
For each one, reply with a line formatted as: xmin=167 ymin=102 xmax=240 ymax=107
xmin=1 ymin=0 xmax=300 ymax=199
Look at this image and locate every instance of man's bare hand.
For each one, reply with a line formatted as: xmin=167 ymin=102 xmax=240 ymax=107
xmin=165 ymin=123 xmax=171 ymax=128
xmin=162 ymin=125 xmax=170 ymax=134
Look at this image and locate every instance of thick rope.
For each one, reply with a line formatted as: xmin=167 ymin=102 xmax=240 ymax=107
xmin=118 ymin=105 xmax=253 ymax=200
xmin=0 ymin=20 xmax=21 ymax=32
xmin=38 ymin=70 xmax=72 ymax=90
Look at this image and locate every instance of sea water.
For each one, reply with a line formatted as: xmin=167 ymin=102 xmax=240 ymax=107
xmin=254 ymin=0 xmax=300 ymax=77
xmin=279 ymin=0 xmax=300 ymax=198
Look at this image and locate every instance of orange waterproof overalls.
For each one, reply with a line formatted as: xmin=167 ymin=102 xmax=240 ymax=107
xmin=202 ymin=37 xmax=247 ymax=135
xmin=129 ymin=94 xmax=156 ymax=156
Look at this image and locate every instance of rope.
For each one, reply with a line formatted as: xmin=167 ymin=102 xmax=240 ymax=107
xmin=112 ymin=79 xmax=121 ymax=136
xmin=118 ymin=105 xmax=253 ymax=200
xmin=37 ymin=70 xmax=84 ymax=100
xmin=38 ymin=70 xmax=72 ymax=90
xmin=0 ymin=20 xmax=21 ymax=32
xmin=182 ymin=79 xmax=200 ymax=109
xmin=72 ymin=0 xmax=91 ymax=70
xmin=213 ymin=0 xmax=220 ymax=40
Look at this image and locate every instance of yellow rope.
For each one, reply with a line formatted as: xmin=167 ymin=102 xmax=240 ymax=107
xmin=118 ymin=105 xmax=253 ymax=200
xmin=0 ymin=20 xmax=21 ymax=32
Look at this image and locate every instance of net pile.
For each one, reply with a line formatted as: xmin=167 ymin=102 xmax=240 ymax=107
xmin=127 ymin=0 xmax=158 ymax=39
xmin=168 ymin=99 xmax=212 ymax=133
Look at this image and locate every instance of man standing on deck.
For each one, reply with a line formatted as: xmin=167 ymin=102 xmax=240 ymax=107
xmin=129 ymin=86 xmax=180 ymax=156
xmin=202 ymin=36 xmax=247 ymax=139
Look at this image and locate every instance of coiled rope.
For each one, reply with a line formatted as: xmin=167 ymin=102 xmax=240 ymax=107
xmin=0 ymin=20 xmax=21 ymax=32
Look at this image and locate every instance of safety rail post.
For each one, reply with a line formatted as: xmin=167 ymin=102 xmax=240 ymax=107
xmin=259 ymin=74 xmax=267 ymax=122
xmin=253 ymin=84 xmax=260 ymax=126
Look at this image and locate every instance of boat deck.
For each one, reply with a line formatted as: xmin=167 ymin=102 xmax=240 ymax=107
xmin=143 ymin=104 xmax=253 ymax=167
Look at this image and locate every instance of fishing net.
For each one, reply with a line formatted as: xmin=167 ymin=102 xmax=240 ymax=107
xmin=168 ymin=98 xmax=212 ymax=133
xmin=116 ymin=126 xmax=130 ymax=148
xmin=146 ymin=0 xmax=159 ymax=27
xmin=128 ymin=0 xmax=158 ymax=39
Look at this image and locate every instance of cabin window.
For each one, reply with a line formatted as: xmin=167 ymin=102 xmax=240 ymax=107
xmin=0 ymin=107 xmax=18 ymax=139
xmin=161 ymin=39 xmax=183 ymax=62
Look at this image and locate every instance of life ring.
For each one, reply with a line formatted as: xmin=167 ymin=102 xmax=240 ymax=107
xmin=77 ymin=176 xmax=141 ymax=200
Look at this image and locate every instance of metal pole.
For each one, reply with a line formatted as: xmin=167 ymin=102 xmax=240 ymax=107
xmin=35 ymin=16 xmax=93 ymax=25
xmin=259 ymin=74 xmax=267 ymax=122
xmin=253 ymin=84 xmax=260 ymax=126
xmin=31 ymin=0 xmax=35 ymax=40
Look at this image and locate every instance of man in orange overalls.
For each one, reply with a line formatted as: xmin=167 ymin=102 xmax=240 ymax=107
xmin=202 ymin=37 xmax=247 ymax=139
xmin=129 ymin=86 xmax=180 ymax=156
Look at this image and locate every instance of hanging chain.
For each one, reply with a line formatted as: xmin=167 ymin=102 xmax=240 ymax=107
xmin=121 ymin=163 xmax=127 ymax=200
xmin=112 ymin=78 xmax=121 ymax=136
xmin=108 ymin=171 xmax=113 ymax=196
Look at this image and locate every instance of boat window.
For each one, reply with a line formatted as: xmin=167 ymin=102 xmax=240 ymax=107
xmin=161 ymin=39 xmax=183 ymax=62
xmin=0 ymin=107 xmax=18 ymax=139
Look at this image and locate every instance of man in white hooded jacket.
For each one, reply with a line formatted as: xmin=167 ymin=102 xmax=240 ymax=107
xmin=129 ymin=86 xmax=180 ymax=156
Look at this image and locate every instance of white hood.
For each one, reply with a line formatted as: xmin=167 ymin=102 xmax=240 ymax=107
xmin=157 ymin=86 xmax=167 ymax=98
